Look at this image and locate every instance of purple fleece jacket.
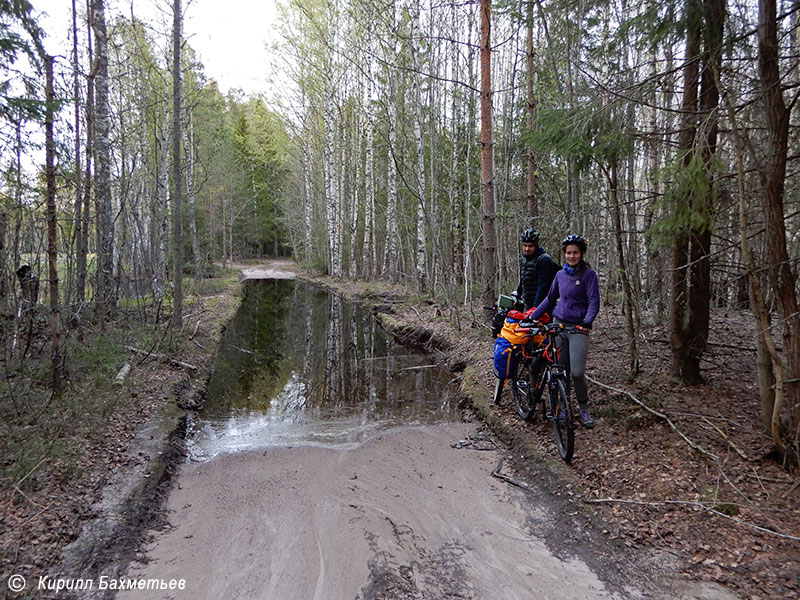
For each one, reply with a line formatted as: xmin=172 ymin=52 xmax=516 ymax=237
xmin=529 ymin=265 xmax=600 ymax=325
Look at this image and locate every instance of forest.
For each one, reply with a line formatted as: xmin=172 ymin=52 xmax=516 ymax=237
xmin=1 ymin=0 xmax=799 ymax=475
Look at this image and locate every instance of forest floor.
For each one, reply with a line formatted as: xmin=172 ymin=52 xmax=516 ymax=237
xmin=1 ymin=259 xmax=798 ymax=600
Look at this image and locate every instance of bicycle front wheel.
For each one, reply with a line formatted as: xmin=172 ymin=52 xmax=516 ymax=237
xmin=550 ymin=375 xmax=574 ymax=463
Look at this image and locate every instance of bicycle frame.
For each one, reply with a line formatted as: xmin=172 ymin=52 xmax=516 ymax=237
xmin=523 ymin=322 xmax=578 ymax=462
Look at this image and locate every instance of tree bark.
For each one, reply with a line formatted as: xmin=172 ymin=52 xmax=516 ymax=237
xmin=45 ymin=56 xmax=63 ymax=397
xmin=183 ymin=111 xmax=202 ymax=280
xmin=525 ymin=0 xmax=537 ymax=220
xmin=669 ymin=0 xmax=704 ymax=384
xmin=154 ymin=106 xmax=170 ymax=305
xmin=364 ymin=68 xmax=375 ymax=278
xmin=384 ymin=0 xmax=399 ymax=282
xmin=480 ymin=0 xmax=497 ymax=307
xmin=757 ymin=0 xmax=800 ymax=465
xmin=91 ymin=0 xmax=115 ymax=322
xmin=411 ymin=2 xmax=428 ymax=294
xmin=70 ymin=0 xmax=84 ymax=308
xmin=171 ymin=0 xmax=184 ymax=327
xmin=77 ymin=0 xmax=94 ymax=306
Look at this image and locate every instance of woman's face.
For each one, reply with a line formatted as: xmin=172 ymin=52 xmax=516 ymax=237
xmin=564 ymin=244 xmax=583 ymax=267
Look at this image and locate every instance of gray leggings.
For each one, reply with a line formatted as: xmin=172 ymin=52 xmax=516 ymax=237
xmin=555 ymin=320 xmax=590 ymax=408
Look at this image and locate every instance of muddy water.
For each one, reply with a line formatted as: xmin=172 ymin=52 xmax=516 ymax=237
xmin=187 ymin=280 xmax=459 ymax=460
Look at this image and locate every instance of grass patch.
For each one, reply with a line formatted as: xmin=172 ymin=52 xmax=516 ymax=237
xmin=1 ymin=268 xmax=241 ymax=492
xmin=0 ymin=312 xmax=184 ymax=492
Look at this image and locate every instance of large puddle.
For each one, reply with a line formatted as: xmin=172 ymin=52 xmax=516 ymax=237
xmin=187 ymin=279 xmax=460 ymax=461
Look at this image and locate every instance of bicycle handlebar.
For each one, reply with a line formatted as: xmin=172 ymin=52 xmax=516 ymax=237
xmin=518 ymin=321 xmax=587 ymax=336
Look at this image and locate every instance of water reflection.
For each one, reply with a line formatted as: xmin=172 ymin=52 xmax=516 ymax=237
xmin=187 ymin=280 xmax=459 ymax=460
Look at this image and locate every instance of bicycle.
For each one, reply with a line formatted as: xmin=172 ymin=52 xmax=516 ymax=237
xmin=506 ymin=321 xmax=584 ymax=463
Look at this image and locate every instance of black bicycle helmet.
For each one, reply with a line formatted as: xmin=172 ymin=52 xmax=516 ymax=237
xmin=561 ymin=234 xmax=587 ymax=253
xmin=519 ymin=228 xmax=540 ymax=243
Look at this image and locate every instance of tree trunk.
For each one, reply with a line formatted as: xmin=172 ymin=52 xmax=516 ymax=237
xmin=411 ymin=2 xmax=428 ymax=293
xmin=171 ymin=0 xmax=184 ymax=327
xmin=758 ymin=0 xmax=800 ymax=465
xmin=525 ymin=0 xmax=537 ymax=220
xmin=726 ymin=89 xmax=782 ymax=459
xmin=303 ymin=137 xmax=313 ymax=264
xmin=91 ymin=0 xmax=115 ymax=322
xmin=45 ymin=56 xmax=63 ymax=397
xmin=183 ymin=113 xmax=202 ymax=280
xmin=681 ymin=0 xmax=724 ymax=383
xmin=480 ymin=0 xmax=497 ymax=307
xmin=154 ymin=107 xmax=170 ymax=305
xmin=70 ymin=0 xmax=83 ymax=307
xmin=384 ymin=1 xmax=399 ymax=282
xmin=324 ymin=91 xmax=341 ymax=277
xmin=669 ymin=0 xmax=701 ymax=383
xmin=0 ymin=208 xmax=6 ymax=303
xmin=77 ymin=0 xmax=94 ymax=306
xmin=364 ymin=69 xmax=375 ymax=278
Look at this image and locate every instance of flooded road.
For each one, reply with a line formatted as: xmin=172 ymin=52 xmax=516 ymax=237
xmin=121 ymin=277 xmax=737 ymax=600
xmin=188 ymin=280 xmax=459 ymax=460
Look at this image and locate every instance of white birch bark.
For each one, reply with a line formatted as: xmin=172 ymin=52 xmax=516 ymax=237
xmin=183 ymin=110 xmax=201 ymax=280
xmin=324 ymin=93 xmax=341 ymax=277
xmin=153 ymin=107 xmax=170 ymax=302
xmin=171 ymin=0 xmax=184 ymax=326
xmin=348 ymin=95 xmax=360 ymax=280
xmin=303 ymin=138 xmax=313 ymax=262
xmin=384 ymin=0 xmax=399 ymax=281
xmin=410 ymin=0 xmax=427 ymax=293
xmin=364 ymin=63 xmax=375 ymax=278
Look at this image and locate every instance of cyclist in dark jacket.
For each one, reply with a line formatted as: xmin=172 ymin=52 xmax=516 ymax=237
xmin=529 ymin=234 xmax=600 ymax=428
xmin=516 ymin=228 xmax=558 ymax=309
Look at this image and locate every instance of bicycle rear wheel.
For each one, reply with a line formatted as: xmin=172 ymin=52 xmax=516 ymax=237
xmin=492 ymin=377 xmax=505 ymax=404
xmin=513 ymin=360 xmax=538 ymax=421
xmin=550 ymin=376 xmax=574 ymax=463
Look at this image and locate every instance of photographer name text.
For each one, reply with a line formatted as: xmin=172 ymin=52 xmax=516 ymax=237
xmin=29 ymin=575 xmax=186 ymax=593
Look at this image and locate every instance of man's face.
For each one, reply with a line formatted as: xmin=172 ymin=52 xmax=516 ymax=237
xmin=521 ymin=242 xmax=536 ymax=256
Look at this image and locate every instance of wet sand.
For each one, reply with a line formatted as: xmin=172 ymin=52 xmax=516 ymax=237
xmin=120 ymin=424 xmax=624 ymax=599
xmin=120 ymin=423 xmax=739 ymax=600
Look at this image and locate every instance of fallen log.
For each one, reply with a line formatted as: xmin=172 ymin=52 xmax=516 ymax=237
xmin=114 ymin=363 xmax=132 ymax=385
xmin=126 ymin=346 xmax=198 ymax=371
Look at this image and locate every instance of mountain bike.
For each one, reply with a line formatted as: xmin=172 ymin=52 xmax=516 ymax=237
xmin=507 ymin=321 xmax=582 ymax=463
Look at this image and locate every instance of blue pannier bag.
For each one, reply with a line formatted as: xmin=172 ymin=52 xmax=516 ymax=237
xmin=493 ymin=336 xmax=517 ymax=379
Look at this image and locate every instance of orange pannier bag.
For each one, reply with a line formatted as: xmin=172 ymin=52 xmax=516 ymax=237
xmin=500 ymin=307 xmax=549 ymax=346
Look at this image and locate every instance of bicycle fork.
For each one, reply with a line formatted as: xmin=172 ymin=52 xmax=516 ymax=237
xmin=545 ymin=367 xmax=568 ymax=421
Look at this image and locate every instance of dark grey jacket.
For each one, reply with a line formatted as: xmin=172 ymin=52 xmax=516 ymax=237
xmin=516 ymin=247 xmax=558 ymax=308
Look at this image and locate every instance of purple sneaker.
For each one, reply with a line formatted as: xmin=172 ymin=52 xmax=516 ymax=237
xmin=579 ymin=409 xmax=595 ymax=428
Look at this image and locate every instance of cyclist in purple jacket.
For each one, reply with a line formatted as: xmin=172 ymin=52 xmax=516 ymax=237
xmin=529 ymin=234 xmax=600 ymax=428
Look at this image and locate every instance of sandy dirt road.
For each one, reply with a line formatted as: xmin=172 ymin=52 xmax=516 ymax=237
xmin=120 ymin=423 xmax=736 ymax=600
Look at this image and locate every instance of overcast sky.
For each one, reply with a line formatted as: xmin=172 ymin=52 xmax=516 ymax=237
xmin=33 ymin=0 xmax=281 ymax=97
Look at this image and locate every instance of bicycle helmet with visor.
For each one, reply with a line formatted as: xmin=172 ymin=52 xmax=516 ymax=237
xmin=519 ymin=228 xmax=540 ymax=244
xmin=561 ymin=234 xmax=587 ymax=253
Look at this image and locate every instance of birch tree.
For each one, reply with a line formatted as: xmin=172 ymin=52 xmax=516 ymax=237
xmin=171 ymin=0 xmax=184 ymax=326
